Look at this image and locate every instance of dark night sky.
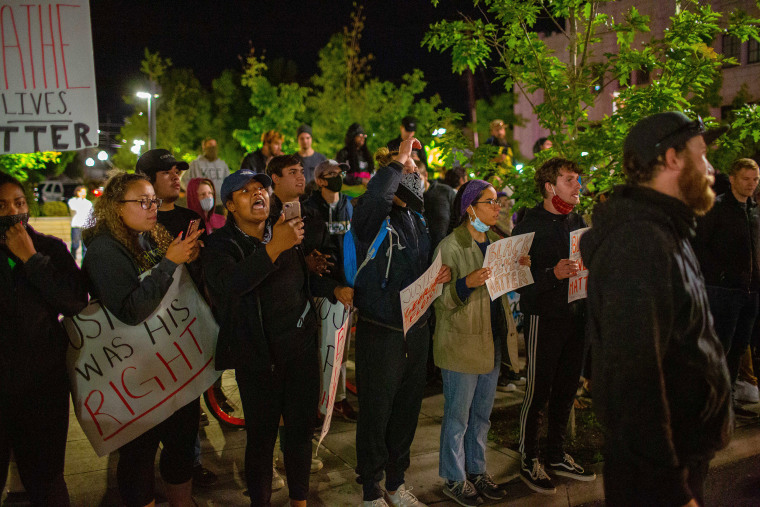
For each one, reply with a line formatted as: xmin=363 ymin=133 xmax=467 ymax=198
xmin=89 ymin=0 xmax=496 ymax=124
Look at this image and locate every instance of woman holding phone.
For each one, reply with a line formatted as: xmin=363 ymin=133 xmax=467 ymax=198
xmin=0 ymin=172 xmax=88 ymax=506
xmin=83 ymin=171 xmax=203 ymax=507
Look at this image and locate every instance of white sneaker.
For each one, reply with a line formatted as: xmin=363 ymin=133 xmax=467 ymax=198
xmin=361 ymin=499 xmax=390 ymax=507
xmin=311 ymin=457 xmax=324 ymax=473
xmin=735 ymin=380 xmax=760 ymax=403
xmin=272 ymin=466 xmax=285 ymax=490
xmin=386 ymin=484 xmax=427 ymax=507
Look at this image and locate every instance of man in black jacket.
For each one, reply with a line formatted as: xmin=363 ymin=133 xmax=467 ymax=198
xmin=202 ymin=169 xmax=347 ymax=506
xmin=580 ymin=111 xmax=733 ymax=506
xmin=353 ymin=137 xmax=450 ymax=507
xmin=693 ymin=158 xmax=760 ymax=418
xmin=511 ymin=157 xmax=594 ymax=495
xmin=386 ymin=116 xmax=428 ymax=170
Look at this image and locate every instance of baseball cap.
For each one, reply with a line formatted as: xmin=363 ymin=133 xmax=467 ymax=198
xmin=314 ymin=159 xmax=349 ymax=180
xmin=135 ymin=149 xmax=189 ymax=178
xmin=490 ymin=119 xmax=506 ymax=130
xmin=624 ymin=112 xmax=728 ymax=168
xmin=220 ymin=169 xmax=272 ymax=205
xmin=401 ymin=116 xmax=417 ymax=132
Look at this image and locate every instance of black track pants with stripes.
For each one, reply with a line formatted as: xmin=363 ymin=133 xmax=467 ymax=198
xmin=518 ymin=313 xmax=586 ymax=462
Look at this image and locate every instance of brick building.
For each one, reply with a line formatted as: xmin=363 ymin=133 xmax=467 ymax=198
xmin=513 ymin=0 xmax=760 ymax=159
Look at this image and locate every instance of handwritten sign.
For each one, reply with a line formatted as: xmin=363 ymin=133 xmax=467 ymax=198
xmin=316 ymin=301 xmax=350 ymax=453
xmin=568 ymin=227 xmax=590 ymax=303
xmin=0 ymin=1 xmax=98 ymax=154
xmin=400 ymin=251 xmax=443 ymax=336
xmin=483 ymin=233 xmax=535 ymax=300
xmin=63 ymin=266 xmax=220 ymax=457
xmin=316 ymin=298 xmax=350 ymax=415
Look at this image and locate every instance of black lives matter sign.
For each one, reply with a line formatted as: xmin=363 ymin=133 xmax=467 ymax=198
xmin=0 ymin=1 xmax=98 ymax=154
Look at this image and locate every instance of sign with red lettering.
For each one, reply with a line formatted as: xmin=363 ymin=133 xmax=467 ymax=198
xmin=483 ymin=233 xmax=534 ymax=300
xmin=568 ymin=227 xmax=590 ymax=303
xmin=316 ymin=305 xmax=350 ymax=453
xmin=63 ymin=266 xmax=220 ymax=457
xmin=0 ymin=1 xmax=98 ymax=154
xmin=400 ymin=251 xmax=443 ymax=336
xmin=316 ymin=298 xmax=351 ymax=416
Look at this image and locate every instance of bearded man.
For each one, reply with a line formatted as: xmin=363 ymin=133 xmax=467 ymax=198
xmin=580 ymin=112 xmax=733 ymax=507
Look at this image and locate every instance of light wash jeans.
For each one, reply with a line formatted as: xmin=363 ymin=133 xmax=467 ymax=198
xmin=439 ymin=343 xmax=501 ymax=481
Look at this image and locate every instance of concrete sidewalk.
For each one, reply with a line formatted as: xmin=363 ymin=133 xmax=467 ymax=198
xmin=4 ymin=379 xmax=760 ymax=506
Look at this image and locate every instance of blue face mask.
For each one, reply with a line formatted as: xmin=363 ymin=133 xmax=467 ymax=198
xmin=200 ymin=197 xmax=214 ymax=212
xmin=468 ymin=206 xmax=490 ymax=233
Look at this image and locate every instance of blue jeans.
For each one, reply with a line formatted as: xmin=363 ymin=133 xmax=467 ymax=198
xmin=439 ymin=345 xmax=501 ymax=482
xmin=70 ymin=227 xmax=85 ymax=260
xmin=707 ymin=286 xmax=759 ymax=384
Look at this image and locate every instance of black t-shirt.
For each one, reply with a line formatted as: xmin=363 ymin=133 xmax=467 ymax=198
xmin=157 ymin=205 xmax=204 ymax=238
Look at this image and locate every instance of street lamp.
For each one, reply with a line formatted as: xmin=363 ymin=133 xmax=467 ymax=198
xmin=136 ymin=90 xmax=158 ymax=150
xmin=97 ymin=150 xmax=108 ymax=161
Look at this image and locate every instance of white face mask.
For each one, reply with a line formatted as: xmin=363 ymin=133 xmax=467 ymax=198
xmin=200 ymin=197 xmax=214 ymax=212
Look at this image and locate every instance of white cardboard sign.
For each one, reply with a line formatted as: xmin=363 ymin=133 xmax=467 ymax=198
xmin=316 ymin=303 xmax=350 ymax=453
xmin=568 ymin=227 xmax=590 ymax=303
xmin=483 ymin=233 xmax=535 ymax=300
xmin=0 ymin=1 xmax=99 ymax=154
xmin=400 ymin=251 xmax=443 ymax=335
xmin=64 ymin=266 xmax=220 ymax=457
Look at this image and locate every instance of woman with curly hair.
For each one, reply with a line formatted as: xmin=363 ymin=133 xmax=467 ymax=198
xmin=0 ymin=172 xmax=88 ymax=506
xmin=83 ymin=170 xmax=203 ymax=507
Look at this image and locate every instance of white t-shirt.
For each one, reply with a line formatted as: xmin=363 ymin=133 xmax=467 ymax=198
xmin=184 ymin=156 xmax=231 ymax=200
xmin=68 ymin=197 xmax=93 ymax=228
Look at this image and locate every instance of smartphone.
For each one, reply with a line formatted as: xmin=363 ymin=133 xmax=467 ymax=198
xmin=283 ymin=201 xmax=301 ymax=221
xmin=186 ymin=219 xmax=200 ymax=238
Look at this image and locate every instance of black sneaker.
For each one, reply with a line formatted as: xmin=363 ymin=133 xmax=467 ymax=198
xmin=468 ymin=472 xmax=506 ymax=500
xmin=443 ymin=480 xmax=483 ymax=507
xmin=520 ymin=458 xmax=556 ymax=494
xmin=503 ymin=367 xmax=526 ymax=386
xmin=192 ymin=464 xmax=218 ymax=487
xmin=548 ymin=453 xmax=596 ymax=481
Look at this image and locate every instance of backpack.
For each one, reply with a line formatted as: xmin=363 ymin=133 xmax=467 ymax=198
xmin=343 ymin=217 xmax=391 ymax=288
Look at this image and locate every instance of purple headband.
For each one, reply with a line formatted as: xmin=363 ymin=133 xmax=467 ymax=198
xmin=459 ymin=179 xmax=492 ymax=216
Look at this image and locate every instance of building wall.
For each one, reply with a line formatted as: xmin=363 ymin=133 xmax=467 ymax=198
xmin=513 ymin=0 xmax=760 ymax=159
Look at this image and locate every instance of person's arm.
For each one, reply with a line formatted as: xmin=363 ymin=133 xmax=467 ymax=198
xmin=202 ymin=236 xmax=276 ymax=302
xmin=84 ymin=237 xmax=179 ymax=325
xmin=351 ymin=161 xmax=404 ymax=243
xmin=24 ymin=237 xmax=88 ymax=317
xmin=691 ymin=208 xmax=718 ymax=279
xmin=591 ymin=223 xmax=693 ymax=505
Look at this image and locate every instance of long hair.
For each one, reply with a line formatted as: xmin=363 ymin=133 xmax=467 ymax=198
xmin=84 ymin=171 xmax=173 ymax=271
xmin=344 ymin=130 xmax=374 ymax=175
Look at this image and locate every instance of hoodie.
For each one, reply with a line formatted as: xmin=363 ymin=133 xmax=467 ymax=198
xmin=186 ymin=177 xmax=227 ymax=234
xmin=580 ymin=185 xmax=732 ymax=506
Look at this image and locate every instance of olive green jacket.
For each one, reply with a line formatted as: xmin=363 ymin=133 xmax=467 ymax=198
xmin=433 ymin=224 xmax=518 ymax=374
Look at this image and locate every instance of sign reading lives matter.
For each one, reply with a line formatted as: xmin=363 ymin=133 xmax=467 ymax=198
xmin=64 ymin=266 xmax=221 ymax=457
xmin=400 ymin=251 xmax=443 ymax=336
xmin=568 ymin=227 xmax=590 ymax=303
xmin=0 ymin=1 xmax=98 ymax=154
xmin=483 ymin=233 xmax=535 ymax=300
xmin=316 ymin=300 xmax=350 ymax=453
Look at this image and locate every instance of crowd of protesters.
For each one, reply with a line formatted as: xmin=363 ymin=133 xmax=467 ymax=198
xmin=0 ymin=111 xmax=756 ymax=507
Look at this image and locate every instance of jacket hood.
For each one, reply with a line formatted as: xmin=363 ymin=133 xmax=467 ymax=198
xmin=186 ymin=177 xmax=217 ymax=218
xmin=580 ymin=185 xmax=697 ymax=266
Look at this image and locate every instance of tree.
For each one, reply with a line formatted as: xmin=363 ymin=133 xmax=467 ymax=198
xmin=424 ymin=0 xmax=760 ymax=211
xmin=0 ymin=151 xmax=71 ymax=183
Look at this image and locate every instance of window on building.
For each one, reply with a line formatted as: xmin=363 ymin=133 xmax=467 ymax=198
xmin=723 ymin=35 xmax=741 ymax=65
xmin=749 ymin=38 xmax=760 ymax=64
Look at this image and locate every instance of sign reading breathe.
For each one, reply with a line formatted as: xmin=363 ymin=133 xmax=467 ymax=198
xmin=64 ymin=267 xmax=220 ymax=457
xmin=0 ymin=1 xmax=98 ymax=154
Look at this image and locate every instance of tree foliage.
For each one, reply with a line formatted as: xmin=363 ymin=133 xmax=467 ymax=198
xmin=424 ymin=0 xmax=760 ymax=212
xmin=0 ymin=151 xmax=70 ymax=183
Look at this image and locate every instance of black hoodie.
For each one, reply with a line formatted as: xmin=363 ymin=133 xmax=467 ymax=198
xmin=580 ymin=185 xmax=732 ymax=506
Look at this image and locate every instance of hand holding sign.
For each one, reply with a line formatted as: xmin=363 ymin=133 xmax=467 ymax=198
xmin=568 ymin=227 xmax=590 ymax=302
xmin=400 ymin=251 xmax=444 ymax=335
xmin=435 ymin=264 xmax=452 ymax=285
xmin=466 ymin=267 xmax=492 ymax=288
xmin=553 ymin=259 xmax=579 ymax=279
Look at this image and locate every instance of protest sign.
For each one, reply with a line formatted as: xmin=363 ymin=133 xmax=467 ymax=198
xmin=0 ymin=1 xmax=98 ymax=154
xmin=400 ymin=251 xmax=442 ymax=336
xmin=483 ymin=233 xmax=535 ymax=300
xmin=316 ymin=298 xmax=351 ymax=415
xmin=64 ymin=266 xmax=220 ymax=457
xmin=568 ymin=227 xmax=590 ymax=303
xmin=316 ymin=302 xmax=350 ymax=453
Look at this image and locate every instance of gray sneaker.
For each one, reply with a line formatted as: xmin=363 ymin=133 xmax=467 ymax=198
xmin=443 ymin=480 xmax=483 ymax=507
xmin=468 ymin=472 xmax=507 ymax=500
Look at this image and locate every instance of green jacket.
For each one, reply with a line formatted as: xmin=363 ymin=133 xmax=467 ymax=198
xmin=433 ymin=224 xmax=518 ymax=374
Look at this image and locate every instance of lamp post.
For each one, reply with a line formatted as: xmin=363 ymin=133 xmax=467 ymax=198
xmin=136 ymin=88 xmax=158 ymax=150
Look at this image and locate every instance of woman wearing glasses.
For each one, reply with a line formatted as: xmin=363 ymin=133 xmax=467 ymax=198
xmin=83 ymin=171 xmax=203 ymax=507
xmin=433 ymin=179 xmax=529 ymax=506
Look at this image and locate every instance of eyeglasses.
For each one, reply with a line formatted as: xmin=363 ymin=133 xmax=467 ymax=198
xmin=655 ymin=116 xmax=706 ymax=151
xmin=119 ymin=198 xmax=163 ymax=210
xmin=321 ymin=171 xmax=346 ymax=179
xmin=472 ymin=199 xmax=501 ymax=207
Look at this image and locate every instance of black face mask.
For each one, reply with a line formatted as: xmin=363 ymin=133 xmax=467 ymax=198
xmin=0 ymin=213 xmax=29 ymax=242
xmin=324 ymin=175 xmax=343 ymax=193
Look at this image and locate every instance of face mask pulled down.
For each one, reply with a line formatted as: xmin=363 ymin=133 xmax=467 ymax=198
xmin=0 ymin=213 xmax=29 ymax=243
xmin=551 ymin=185 xmax=575 ymax=215
xmin=468 ymin=206 xmax=491 ymax=233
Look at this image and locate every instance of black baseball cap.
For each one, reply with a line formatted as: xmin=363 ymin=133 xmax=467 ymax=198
xmin=135 ymin=149 xmax=189 ymax=178
xmin=401 ymin=116 xmax=417 ymax=132
xmin=221 ymin=169 xmax=272 ymax=205
xmin=624 ymin=112 xmax=727 ymax=168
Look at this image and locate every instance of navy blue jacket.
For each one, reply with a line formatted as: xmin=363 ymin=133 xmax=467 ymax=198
xmin=352 ymin=161 xmax=432 ymax=331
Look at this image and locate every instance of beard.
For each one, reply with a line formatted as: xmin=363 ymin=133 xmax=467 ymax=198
xmin=678 ymin=156 xmax=715 ymax=216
